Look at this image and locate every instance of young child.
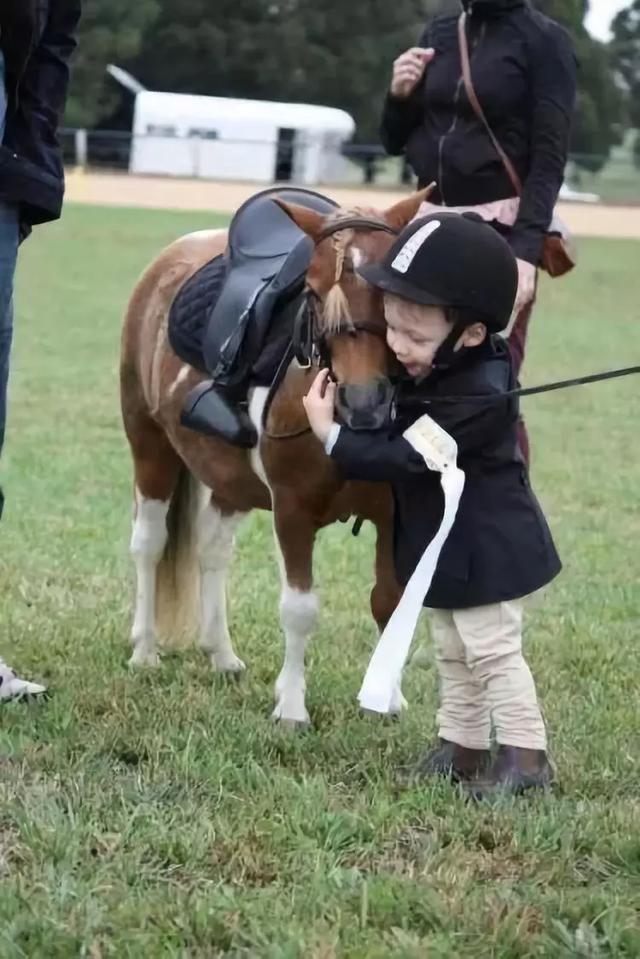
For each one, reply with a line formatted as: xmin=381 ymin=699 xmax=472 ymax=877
xmin=303 ymin=213 xmax=561 ymax=799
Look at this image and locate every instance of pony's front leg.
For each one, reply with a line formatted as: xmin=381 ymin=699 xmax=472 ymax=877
xmin=271 ymin=496 xmax=319 ymax=728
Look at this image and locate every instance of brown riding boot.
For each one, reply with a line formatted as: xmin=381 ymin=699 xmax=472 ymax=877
xmin=399 ymin=738 xmax=491 ymax=785
xmin=463 ymin=745 xmax=555 ymax=801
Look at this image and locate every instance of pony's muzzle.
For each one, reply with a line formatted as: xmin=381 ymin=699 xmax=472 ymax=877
xmin=336 ymin=377 xmax=394 ymax=432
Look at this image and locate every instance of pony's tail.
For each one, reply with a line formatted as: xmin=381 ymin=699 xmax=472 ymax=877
xmin=155 ymin=468 xmax=201 ymax=647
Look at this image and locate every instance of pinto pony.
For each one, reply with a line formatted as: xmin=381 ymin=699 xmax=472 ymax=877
xmin=120 ymin=188 xmax=430 ymax=726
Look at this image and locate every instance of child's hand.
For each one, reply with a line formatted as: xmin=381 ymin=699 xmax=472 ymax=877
xmin=302 ymin=369 xmax=337 ymax=444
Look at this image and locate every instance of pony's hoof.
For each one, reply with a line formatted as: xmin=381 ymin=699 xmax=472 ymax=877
xmin=359 ymin=707 xmax=403 ymax=724
xmin=128 ymin=649 xmax=161 ymax=669
xmin=213 ymin=655 xmax=246 ymax=678
xmin=272 ymin=702 xmax=311 ymax=730
xmin=274 ymin=716 xmax=311 ymax=733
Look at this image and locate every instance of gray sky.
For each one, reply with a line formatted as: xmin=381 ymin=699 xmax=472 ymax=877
xmin=585 ymin=0 xmax=629 ymax=40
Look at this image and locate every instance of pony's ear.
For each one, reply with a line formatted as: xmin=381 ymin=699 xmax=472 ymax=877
xmin=273 ymin=199 xmax=326 ymax=240
xmin=383 ymin=182 xmax=437 ymax=231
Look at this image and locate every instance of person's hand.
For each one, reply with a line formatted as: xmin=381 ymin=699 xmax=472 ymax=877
xmin=302 ymin=369 xmax=337 ymax=445
xmin=390 ymin=47 xmax=435 ymax=99
xmin=511 ymin=258 xmax=537 ymax=323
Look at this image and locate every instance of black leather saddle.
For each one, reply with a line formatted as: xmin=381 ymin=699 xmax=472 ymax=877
xmin=201 ymin=186 xmax=338 ymax=386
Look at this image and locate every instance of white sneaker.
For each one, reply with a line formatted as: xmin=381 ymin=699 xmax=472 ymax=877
xmin=0 ymin=659 xmax=47 ymax=701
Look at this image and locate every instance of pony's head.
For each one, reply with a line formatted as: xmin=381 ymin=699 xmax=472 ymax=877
xmin=276 ymin=186 xmax=434 ymax=431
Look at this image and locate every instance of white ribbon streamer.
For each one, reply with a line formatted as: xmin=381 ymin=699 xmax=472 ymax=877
xmin=358 ymin=414 xmax=466 ymax=714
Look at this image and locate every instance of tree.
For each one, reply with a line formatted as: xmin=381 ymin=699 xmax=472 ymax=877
xmin=125 ymin=0 xmax=445 ymax=141
xmin=534 ymin=0 xmax=624 ymax=171
xmin=531 ymin=0 xmax=588 ymax=29
xmin=610 ymin=0 xmax=640 ymax=164
xmin=109 ymin=0 xmax=623 ymax=170
xmin=65 ymin=0 xmax=160 ymax=128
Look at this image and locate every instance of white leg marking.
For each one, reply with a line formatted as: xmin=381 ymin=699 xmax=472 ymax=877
xmin=129 ymin=490 xmax=170 ymax=667
xmin=248 ymin=385 xmax=318 ymax=724
xmin=196 ymin=499 xmax=245 ymax=673
xmin=273 ymin=584 xmax=319 ymax=725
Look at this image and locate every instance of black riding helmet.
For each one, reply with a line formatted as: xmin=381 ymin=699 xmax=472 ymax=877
xmin=358 ymin=212 xmax=517 ymax=332
xmin=357 ymin=212 xmax=518 ymax=371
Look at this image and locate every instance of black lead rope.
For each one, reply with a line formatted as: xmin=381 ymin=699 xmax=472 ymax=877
xmin=515 ymin=364 xmax=640 ymax=398
xmin=355 ymin=364 xmax=640 ymax=536
xmin=409 ymin=364 xmax=640 ymax=407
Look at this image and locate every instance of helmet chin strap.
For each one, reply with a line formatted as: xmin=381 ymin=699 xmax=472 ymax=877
xmin=431 ymin=318 xmax=471 ymax=372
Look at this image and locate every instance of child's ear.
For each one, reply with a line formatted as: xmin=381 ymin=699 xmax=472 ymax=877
xmin=460 ymin=323 xmax=487 ymax=348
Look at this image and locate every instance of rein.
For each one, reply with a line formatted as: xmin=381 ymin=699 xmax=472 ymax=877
xmin=398 ymin=364 xmax=640 ymax=411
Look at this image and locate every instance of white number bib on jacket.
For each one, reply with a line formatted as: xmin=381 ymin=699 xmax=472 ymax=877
xmin=358 ymin=414 xmax=466 ymax=714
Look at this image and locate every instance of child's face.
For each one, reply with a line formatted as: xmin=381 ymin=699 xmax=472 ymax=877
xmin=384 ymin=295 xmax=485 ymax=378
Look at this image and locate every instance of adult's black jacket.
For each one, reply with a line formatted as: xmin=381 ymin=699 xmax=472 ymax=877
xmin=380 ymin=0 xmax=577 ymax=265
xmin=0 ymin=0 xmax=81 ymax=228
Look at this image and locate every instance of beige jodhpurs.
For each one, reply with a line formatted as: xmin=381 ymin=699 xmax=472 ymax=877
xmin=430 ymin=600 xmax=547 ymax=751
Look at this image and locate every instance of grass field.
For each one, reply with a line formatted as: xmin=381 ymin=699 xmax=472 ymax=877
xmin=0 ymin=205 xmax=639 ymax=958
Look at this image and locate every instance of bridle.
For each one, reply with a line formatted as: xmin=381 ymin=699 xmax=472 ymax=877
xmin=291 ymin=288 xmax=389 ymax=374
xmin=263 ymin=216 xmax=399 ymax=441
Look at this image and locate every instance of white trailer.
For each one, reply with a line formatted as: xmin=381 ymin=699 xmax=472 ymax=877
xmin=130 ymin=91 xmax=355 ymax=184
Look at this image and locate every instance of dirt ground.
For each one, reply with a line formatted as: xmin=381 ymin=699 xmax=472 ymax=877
xmin=65 ymin=169 xmax=640 ymax=239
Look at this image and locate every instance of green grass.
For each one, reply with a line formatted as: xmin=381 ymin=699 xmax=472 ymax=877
xmin=1 ymin=204 xmax=639 ymax=957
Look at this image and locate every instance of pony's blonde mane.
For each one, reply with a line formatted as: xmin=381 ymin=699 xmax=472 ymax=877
xmin=317 ymin=206 xmax=390 ymax=333
xmin=321 ymin=219 xmax=356 ymax=333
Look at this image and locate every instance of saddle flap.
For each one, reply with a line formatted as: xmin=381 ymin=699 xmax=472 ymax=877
xmin=204 ymin=236 xmax=314 ymax=378
xmin=203 ymin=267 xmax=263 ymax=374
xmin=203 ymin=187 xmax=341 ymax=384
